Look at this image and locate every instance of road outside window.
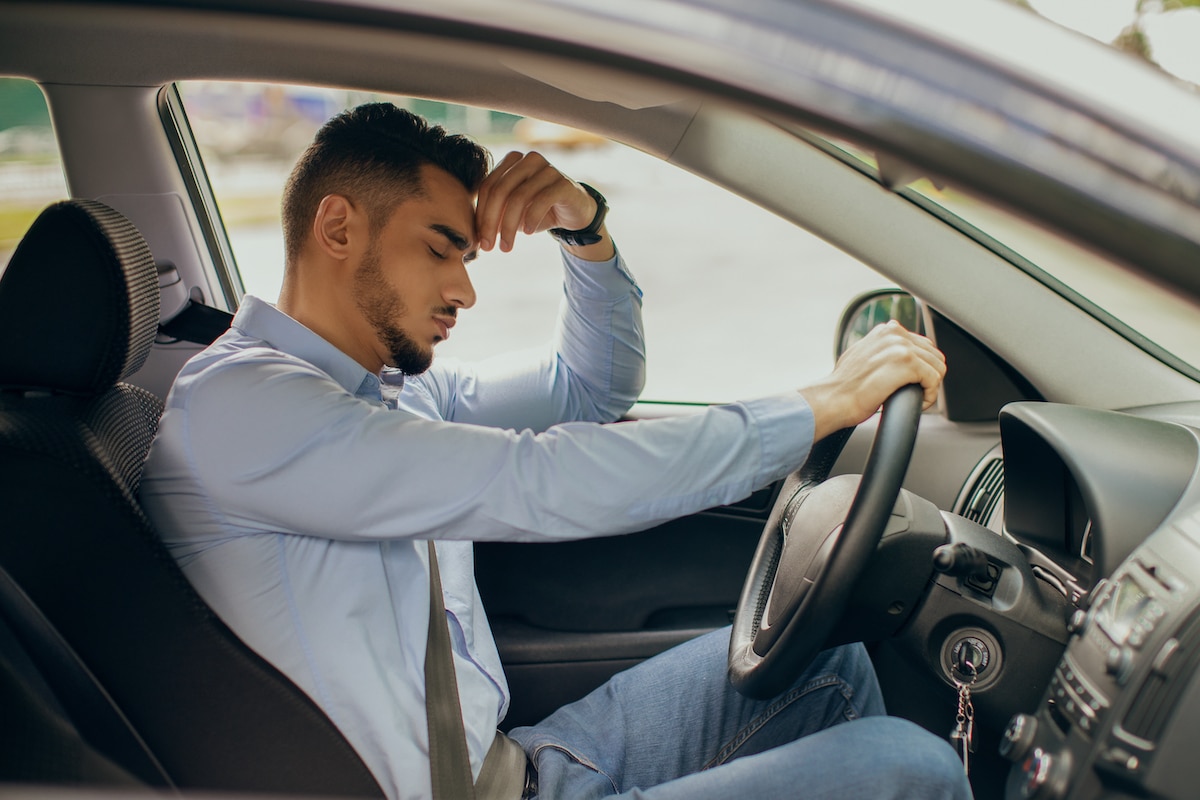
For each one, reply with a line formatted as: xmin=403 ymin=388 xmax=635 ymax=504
xmin=179 ymin=82 xmax=887 ymax=403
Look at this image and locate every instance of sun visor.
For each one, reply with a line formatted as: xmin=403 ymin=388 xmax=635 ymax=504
xmin=501 ymin=54 xmax=685 ymax=109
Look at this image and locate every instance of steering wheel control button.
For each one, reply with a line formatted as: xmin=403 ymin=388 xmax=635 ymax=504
xmin=1000 ymin=713 xmax=1037 ymax=762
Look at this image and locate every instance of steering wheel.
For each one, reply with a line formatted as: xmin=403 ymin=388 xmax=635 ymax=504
xmin=728 ymin=384 xmax=925 ymax=699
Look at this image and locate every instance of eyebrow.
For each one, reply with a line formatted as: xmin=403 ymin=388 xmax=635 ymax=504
xmin=430 ymin=223 xmax=478 ymax=263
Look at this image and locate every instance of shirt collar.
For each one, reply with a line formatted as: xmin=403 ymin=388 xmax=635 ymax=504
xmin=230 ymin=295 xmax=402 ymax=400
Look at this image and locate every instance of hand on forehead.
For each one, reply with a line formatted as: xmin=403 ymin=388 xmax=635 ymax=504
xmin=474 ymin=151 xmax=597 ymax=253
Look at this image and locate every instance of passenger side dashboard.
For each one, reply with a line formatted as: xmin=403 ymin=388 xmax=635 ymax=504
xmin=931 ymin=400 xmax=1200 ymax=799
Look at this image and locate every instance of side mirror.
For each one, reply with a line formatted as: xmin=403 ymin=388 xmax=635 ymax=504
xmin=835 ymin=289 xmax=925 ymax=358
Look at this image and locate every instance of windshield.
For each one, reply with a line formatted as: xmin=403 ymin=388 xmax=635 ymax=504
xmin=911 ymin=181 xmax=1200 ymax=378
xmin=810 ymin=126 xmax=1200 ymax=380
xmin=919 ymin=0 xmax=1200 ymax=378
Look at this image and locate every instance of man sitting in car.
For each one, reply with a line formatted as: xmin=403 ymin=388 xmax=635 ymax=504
xmin=141 ymin=102 xmax=968 ymax=800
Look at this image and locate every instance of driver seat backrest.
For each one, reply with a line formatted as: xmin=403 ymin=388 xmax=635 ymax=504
xmin=0 ymin=200 xmax=383 ymax=796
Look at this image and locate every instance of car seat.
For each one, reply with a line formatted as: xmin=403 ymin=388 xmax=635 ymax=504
xmin=0 ymin=199 xmax=383 ymax=796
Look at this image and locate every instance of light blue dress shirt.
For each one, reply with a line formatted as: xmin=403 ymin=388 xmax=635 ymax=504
xmin=140 ymin=248 xmax=817 ymax=800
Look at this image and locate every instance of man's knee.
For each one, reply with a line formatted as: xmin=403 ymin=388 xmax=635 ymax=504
xmin=745 ymin=715 xmax=971 ymax=799
xmin=840 ymin=717 xmax=972 ymax=799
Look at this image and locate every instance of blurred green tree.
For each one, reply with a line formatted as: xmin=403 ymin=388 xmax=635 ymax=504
xmin=0 ymin=78 xmax=51 ymax=132
xmin=1113 ymin=0 xmax=1200 ymax=65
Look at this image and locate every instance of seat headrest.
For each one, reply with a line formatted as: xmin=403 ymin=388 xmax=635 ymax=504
xmin=0 ymin=200 xmax=159 ymax=396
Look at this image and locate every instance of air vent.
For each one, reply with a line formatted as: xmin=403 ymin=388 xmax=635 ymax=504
xmin=962 ymin=458 xmax=1004 ymax=529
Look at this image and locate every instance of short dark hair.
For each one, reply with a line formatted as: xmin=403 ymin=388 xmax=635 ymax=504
xmin=281 ymin=103 xmax=492 ymax=263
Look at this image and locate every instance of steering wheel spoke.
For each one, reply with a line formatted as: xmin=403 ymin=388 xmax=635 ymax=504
xmin=729 ymin=384 xmax=925 ymax=699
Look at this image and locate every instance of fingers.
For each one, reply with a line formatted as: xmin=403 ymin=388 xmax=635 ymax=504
xmin=475 ymin=151 xmax=597 ymax=252
xmin=801 ymin=321 xmax=946 ymax=440
xmin=474 ymin=151 xmax=522 ymax=247
xmin=852 ymin=321 xmax=945 ymax=409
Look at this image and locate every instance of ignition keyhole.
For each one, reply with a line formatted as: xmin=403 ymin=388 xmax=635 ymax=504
xmin=952 ymin=636 xmax=990 ymax=680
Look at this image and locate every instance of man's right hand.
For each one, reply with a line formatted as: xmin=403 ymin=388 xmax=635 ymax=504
xmin=475 ymin=150 xmax=614 ymax=261
xmin=799 ymin=320 xmax=946 ymax=442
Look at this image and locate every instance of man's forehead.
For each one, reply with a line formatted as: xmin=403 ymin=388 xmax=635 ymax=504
xmin=408 ymin=165 xmax=479 ymax=246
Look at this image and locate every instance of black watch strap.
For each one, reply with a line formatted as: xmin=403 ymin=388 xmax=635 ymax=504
xmin=549 ymin=183 xmax=607 ymax=247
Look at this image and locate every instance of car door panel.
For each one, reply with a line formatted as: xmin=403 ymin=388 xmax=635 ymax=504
xmin=477 ymin=465 xmax=779 ymax=727
xmin=480 ymin=403 xmax=1001 ymax=727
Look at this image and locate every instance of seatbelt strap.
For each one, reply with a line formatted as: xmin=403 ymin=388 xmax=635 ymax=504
xmin=425 ymin=540 xmax=476 ymax=800
xmin=476 ymin=730 xmax=529 ymax=800
xmin=425 ymin=543 xmax=530 ymax=800
xmin=158 ymin=300 xmax=233 ymax=345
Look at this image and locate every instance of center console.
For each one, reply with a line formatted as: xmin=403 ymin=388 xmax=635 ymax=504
xmin=1002 ymin=506 xmax=1200 ymax=799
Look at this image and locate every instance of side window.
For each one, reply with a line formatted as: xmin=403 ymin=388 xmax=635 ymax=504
xmin=0 ymin=78 xmax=70 ymax=274
xmin=178 ymin=81 xmax=887 ymax=403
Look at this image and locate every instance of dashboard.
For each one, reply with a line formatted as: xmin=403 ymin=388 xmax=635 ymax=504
xmin=999 ymin=403 xmax=1199 ymax=584
xmin=961 ymin=402 xmax=1200 ymax=799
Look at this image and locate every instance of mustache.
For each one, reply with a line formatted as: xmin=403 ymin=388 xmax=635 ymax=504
xmin=433 ymin=306 xmax=458 ymax=319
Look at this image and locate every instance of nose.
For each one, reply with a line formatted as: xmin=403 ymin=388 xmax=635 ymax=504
xmin=445 ymin=258 xmax=476 ymax=310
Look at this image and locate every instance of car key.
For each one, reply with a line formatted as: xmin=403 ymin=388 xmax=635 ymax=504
xmin=950 ymin=661 xmax=977 ymax=774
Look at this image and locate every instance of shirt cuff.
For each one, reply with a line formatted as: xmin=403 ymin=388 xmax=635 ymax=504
xmin=561 ymin=243 xmax=643 ymax=301
xmin=740 ymin=391 xmax=818 ymax=482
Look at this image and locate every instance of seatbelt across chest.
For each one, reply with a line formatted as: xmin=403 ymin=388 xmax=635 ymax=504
xmin=424 ymin=542 xmax=529 ymax=800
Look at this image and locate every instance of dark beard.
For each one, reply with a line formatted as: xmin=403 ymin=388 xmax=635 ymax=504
xmin=352 ymin=244 xmax=433 ymax=376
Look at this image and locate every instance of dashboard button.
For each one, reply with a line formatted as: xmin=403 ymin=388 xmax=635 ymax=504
xmin=1100 ymin=746 xmax=1141 ymax=775
xmin=1000 ymin=713 xmax=1037 ymax=762
xmin=1020 ymin=748 xmax=1060 ymax=799
xmin=1080 ymin=579 xmax=1109 ymax=611
xmin=1105 ymin=647 xmax=1134 ymax=685
xmin=1151 ymin=637 xmax=1180 ymax=676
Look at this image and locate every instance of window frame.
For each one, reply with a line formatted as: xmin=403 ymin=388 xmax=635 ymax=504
xmin=158 ymin=83 xmax=245 ymax=309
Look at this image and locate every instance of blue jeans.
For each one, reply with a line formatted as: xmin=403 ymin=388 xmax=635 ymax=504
xmin=509 ymin=628 xmax=972 ymax=799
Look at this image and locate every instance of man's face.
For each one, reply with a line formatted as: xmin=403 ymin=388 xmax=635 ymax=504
xmin=352 ymin=164 xmax=479 ymax=375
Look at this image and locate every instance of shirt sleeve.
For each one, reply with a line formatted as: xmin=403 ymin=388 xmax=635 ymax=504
xmin=160 ymin=351 xmax=816 ymax=544
xmin=409 ymin=245 xmax=645 ymax=432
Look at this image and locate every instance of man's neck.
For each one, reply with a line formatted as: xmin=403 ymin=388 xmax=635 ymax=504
xmin=278 ymin=273 xmax=384 ymax=375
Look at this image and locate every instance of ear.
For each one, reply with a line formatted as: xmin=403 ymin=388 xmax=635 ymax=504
xmin=312 ymin=194 xmax=366 ymax=261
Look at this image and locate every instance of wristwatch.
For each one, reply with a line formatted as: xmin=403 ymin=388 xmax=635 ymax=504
xmin=549 ymin=183 xmax=608 ymax=247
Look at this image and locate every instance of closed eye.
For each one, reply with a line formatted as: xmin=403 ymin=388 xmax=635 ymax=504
xmin=429 ymin=245 xmax=448 ymax=260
